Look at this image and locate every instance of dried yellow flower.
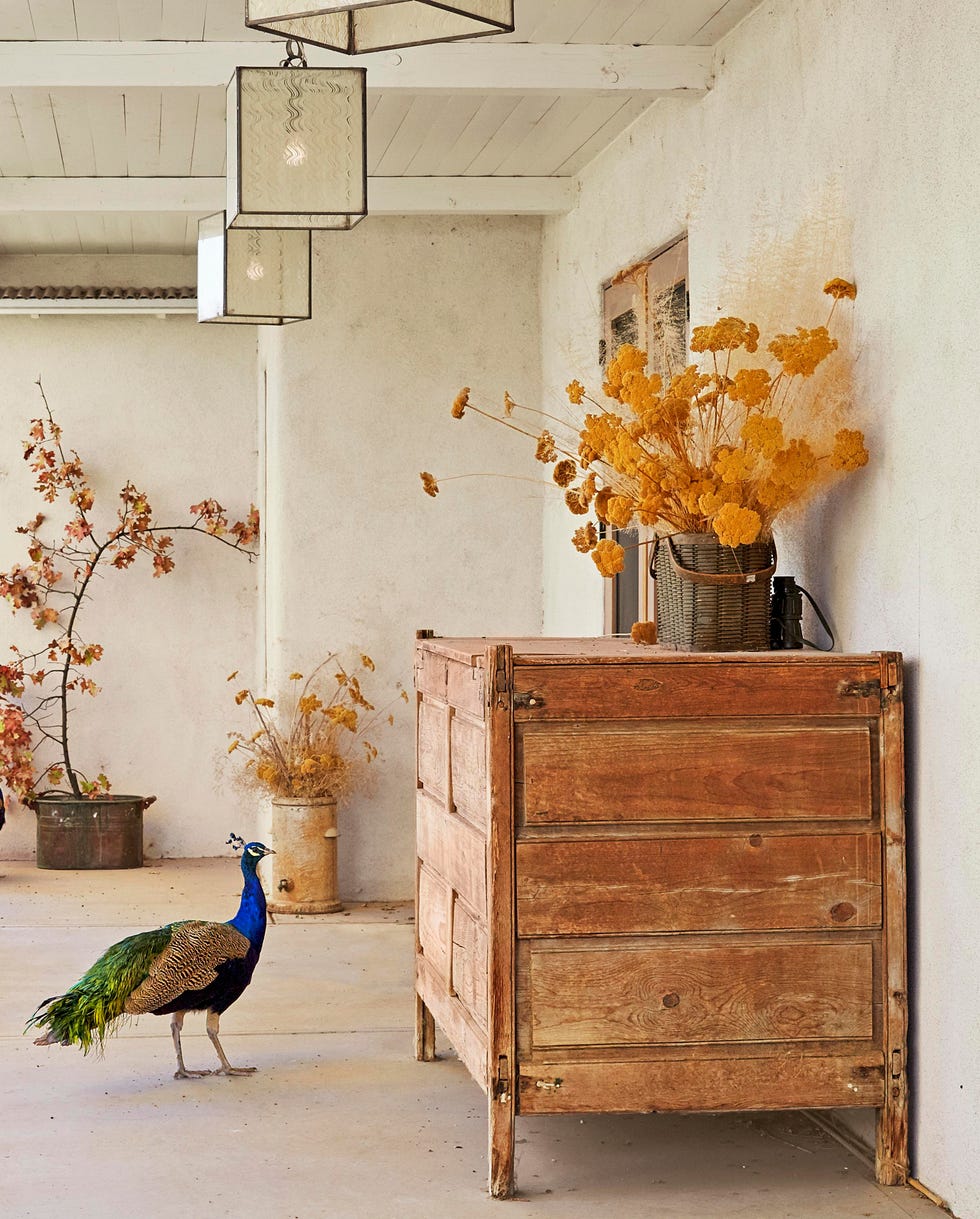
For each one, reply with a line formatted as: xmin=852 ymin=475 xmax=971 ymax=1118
xmin=503 ymin=391 xmax=517 ymax=417
xmin=630 ymin=621 xmax=658 ymax=645
xmin=823 ymin=277 xmax=857 ymax=300
xmin=254 ymin=697 xmax=275 ymax=708
xmin=420 ymin=472 xmax=440 ymax=497
xmin=553 ymin=460 xmax=577 ymax=488
xmin=234 ymin=689 xmax=250 ymax=705
xmin=593 ymin=487 xmax=613 ymax=523
xmin=566 ymin=380 xmax=585 ymax=405
xmin=360 ymin=654 xmax=375 ymax=671
xmin=768 ymin=326 xmax=838 ymax=377
xmin=564 ymin=488 xmax=590 ymax=516
xmin=712 ymin=502 xmax=763 ymax=548
xmin=741 ymin=414 xmax=784 ymax=458
xmin=535 ymin=430 xmax=557 ymax=463
xmin=713 ymin=447 xmax=753 ymax=485
xmin=298 ymin=694 xmax=322 ymax=716
xmin=451 ymin=388 xmax=470 ymax=419
xmin=830 ymin=428 xmax=869 ymax=471
xmin=288 ymin=672 xmax=303 ymax=681
xmin=730 ymin=367 xmax=772 ymax=409
xmin=572 ymin=522 xmax=598 ymax=553
xmin=592 ymin=538 xmax=625 ymax=578
xmin=691 ymin=317 xmax=760 ymax=354
xmin=606 ymin=495 xmax=635 ymax=530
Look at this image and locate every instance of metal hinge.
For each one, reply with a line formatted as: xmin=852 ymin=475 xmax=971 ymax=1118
xmin=839 ymin=675 xmax=900 ymax=709
xmin=891 ymin=1049 xmax=903 ymax=1079
xmin=838 ymin=679 xmax=881 ymax=700
xmin=494 ymin=1055 xmax=511 ymax=1104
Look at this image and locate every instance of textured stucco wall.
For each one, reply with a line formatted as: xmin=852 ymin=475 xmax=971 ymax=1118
xmin=259 ymin=215 xmax=544 ymax=901
xmin=0 ymin=316 xmax=259 ymax=859
xmin=540 ymin=0 xmax=980 ymax=1211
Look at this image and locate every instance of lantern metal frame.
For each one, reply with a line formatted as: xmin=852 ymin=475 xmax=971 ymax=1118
xmin=197 ymin=212 xmax=313 ymax=325
xmin=226 ymin=55 xmax=368 ymax=231
xmin=244 ymin=1 xmax=515 ymax=54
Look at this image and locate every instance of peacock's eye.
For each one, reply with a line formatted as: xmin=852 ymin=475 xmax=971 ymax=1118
xmin=247 ymin=845 xmax=261 ymax=856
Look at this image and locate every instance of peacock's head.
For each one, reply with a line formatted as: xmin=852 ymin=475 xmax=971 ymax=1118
xmin=227 ymin=833 xmax=275 ymax=867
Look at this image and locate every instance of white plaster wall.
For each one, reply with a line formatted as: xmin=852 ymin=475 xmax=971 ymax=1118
xmin=540 ymin=0 xmax=980 ymax=1210
xmin=260 ymin=215 xmax=544 ymax=901
xmin=0 ymin=316 xmax=260 ymax=859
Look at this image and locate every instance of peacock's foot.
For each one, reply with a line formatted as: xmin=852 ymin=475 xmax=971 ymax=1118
xmin=213 ymin=1065 xmax=258 ymax=1076
xmin=173 ymin=1068 xmax=213 ymax=1079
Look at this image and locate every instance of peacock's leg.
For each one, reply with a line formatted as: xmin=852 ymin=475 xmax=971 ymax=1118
xmin=171 ymin=1011 xmax=212 ymax=1080
xmin=206 ymin=1009 xmax=257 ymax=1076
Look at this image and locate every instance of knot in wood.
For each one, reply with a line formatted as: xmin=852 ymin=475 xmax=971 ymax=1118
xmin=662 ymin=992 xmax=681 ymax=1008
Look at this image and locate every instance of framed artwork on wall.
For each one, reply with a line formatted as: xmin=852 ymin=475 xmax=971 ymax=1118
xmin=601 ymin=236 xmax=689 ymax=635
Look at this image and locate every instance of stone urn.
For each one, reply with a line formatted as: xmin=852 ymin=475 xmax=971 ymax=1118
xmin=267 ymin=796 xmax=342 ymax=914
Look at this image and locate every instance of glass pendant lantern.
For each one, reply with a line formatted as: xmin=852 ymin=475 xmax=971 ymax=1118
xmin=198 ymin=213 xmax=312 ymax=325
xmin=227 ymin=43 xmax=367 ymax=231
xmin=244 ymin=1 xmax=514 ymax=54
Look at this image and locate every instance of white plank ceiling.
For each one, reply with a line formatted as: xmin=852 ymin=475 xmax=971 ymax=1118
xmin=0 ymin=0 xmax=762 ymax=256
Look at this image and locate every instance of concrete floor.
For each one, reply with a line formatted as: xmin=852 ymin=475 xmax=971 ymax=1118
xmin=1 ymin=859 xmax=941 ymax=1219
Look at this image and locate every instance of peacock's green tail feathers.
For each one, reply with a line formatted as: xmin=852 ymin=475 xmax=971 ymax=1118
xmin=26 ymin=923 xmax=180 ymax=1053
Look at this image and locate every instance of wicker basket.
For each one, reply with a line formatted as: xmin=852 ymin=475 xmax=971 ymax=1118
xmin=652 ymin=532 xmax=777 ymax=651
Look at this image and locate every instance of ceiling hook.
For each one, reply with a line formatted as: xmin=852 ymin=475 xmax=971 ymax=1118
xmin=281 ymin=37 xmax=309 ymax=68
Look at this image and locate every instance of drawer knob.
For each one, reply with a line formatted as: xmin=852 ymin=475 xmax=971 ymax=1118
xmin=831 ymin=901 xmax=857 ymax=923
xmin=662 ymin=992 xmax=681 ymax=1008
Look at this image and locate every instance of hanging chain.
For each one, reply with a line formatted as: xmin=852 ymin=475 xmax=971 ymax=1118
xmin=280 ymin=38 xmax=308 ymax=68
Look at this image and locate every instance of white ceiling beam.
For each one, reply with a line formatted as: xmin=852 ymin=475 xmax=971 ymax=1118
xmin=0 ymin=41 xmax=712 ymax=94
xmin=0 ymin=176 xmax=579 ymax=215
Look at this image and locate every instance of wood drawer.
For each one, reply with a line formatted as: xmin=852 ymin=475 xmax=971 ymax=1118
xmin=520 ymin=721 xmax=873 ymax=825
xmin=521 ymin=939 xmax=875 ymax=1051
xmin=517 ymin=1053 xmax=887 ymax=1114
xmin=517 ymin=834 xmax=882 ymax=936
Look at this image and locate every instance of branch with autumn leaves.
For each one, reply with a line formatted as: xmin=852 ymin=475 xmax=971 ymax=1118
xmin=0 ymin=382 xmax=259 ymax=806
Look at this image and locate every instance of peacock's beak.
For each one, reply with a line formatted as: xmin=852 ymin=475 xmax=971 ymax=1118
xmin=263 ymin=847 xmax=276 ymax=856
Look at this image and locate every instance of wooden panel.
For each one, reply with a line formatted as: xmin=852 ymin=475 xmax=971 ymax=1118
xmin=521 ymin=722 xmax=873 ymax=824
xmin=417 ymin=863 xmax=452 ymax=983
xmin=876 ymin=652 xmax=909 ymax=1184
xmin=446 ymin=657 xmax=485 ymax=719
xmin=452 ymin=897 xmax=489 ymax=1031
xmin=416 ymin=791 xmax=487 ymax=917
xmin=517 ymin=834 xmax=882 ymax=936
xmin=525 ymin=940 xmax=875 ymax=1049
xmin=414 ymin=644 xmax=449 ymax=703
xmin=518 ymin=1053 xmax=886 ymax=1115
xmin=450 ymin=714 xmax=487 ymax=828
xmin=416 ymin=953 xmax=488 ymax=1092
xmin=486 ymin=643 xmax=517 ymax=1199
xmin=417 ymin=697 xmax=449 ymax=800
xmin=512 ymin=659 xmax=883 ymax=719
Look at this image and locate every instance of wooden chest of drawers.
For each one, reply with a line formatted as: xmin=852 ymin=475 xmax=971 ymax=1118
xmin=413 ymin=636 xmax=908 ymax=1198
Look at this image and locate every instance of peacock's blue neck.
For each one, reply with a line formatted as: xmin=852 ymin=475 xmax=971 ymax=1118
xmin=228 ymin=856 xmax=267 ymax=949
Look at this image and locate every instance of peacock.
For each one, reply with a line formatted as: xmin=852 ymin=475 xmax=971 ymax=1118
xmin=27 ymin=834 xmax=274 ymax=1079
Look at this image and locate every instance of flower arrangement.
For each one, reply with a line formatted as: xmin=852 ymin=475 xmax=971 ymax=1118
xmin=0 ymin=383 xmax=259 ymax=807
xmin=422 ymin=279 xmax=867 ymax=580
xmin=227 ymin=654 xmax=407 ymax=802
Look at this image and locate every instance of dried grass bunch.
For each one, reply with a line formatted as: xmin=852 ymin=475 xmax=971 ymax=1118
xmin=227 ymin=654 xmax=407 ymax=803
xmin=422 ymin=278 xmax=867 ymax=580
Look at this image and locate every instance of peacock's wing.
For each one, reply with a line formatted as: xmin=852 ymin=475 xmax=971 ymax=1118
xmin=123 ymin=921 xmax=250 ymax=1015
